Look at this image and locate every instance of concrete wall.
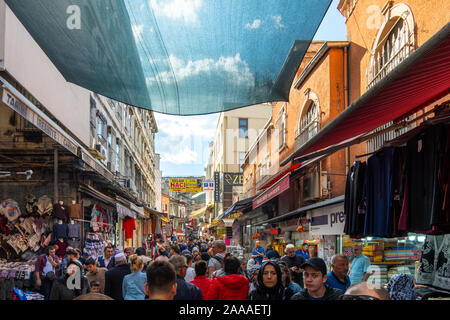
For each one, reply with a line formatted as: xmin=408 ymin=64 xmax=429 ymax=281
xmin=2 ymin=2 xmax=91 ymax=146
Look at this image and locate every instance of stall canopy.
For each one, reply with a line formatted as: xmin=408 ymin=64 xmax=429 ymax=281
xmin=218 ymin=196 xmax=256 ymax=221
xmin=190 ymin=206 xmax=208 ymax=219
xmin=5 ymin=0 xmax=332 ymax=115
xmin=281 ymin=22 xmax=450 ymax=166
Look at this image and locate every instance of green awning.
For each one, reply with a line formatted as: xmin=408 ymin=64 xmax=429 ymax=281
xmin=5 ymin=0 xmax=332 ymax=115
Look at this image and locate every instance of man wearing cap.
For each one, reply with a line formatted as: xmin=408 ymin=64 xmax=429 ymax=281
xmin=104 ymin=252 xmax=131 ymax=300
xmin=291 ymin=257 xmax=344 ymax=300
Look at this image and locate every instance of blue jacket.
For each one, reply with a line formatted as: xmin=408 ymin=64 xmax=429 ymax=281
xmin=174 ymin=276 xmax=203 ymax=300
xmin=122 ymin=271 xmax=147 ymax=300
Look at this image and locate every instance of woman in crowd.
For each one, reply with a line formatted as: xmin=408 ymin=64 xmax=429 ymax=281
xmin=240 ymin=258 xmax=249 ymax=280
xmin=387 ymin=274 xmax=417 ymax=300
xmin=248 ymin=265 xmax=260 ymax=293
xmin=122 ymin=254 xmax=147 ymax=300
xmin=279 ymin=261 xmax=302 ymax=300
xmin=135 ymin=247 xmax=152 ymax=271
xmin=248 ymin=260 xmax=284 ymax=300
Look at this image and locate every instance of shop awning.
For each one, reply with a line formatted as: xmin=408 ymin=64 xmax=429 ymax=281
xmin=218 ymin=196 xmax=257 ymax=220
xmin=78 ymin=184 xmax=116 ymax=207
xmin=253 ymin=172 xmax=291 ymax=209
xmin=259 ymin=162 xmax=302 ymax=190
xmin=190 ymin=206 xmax=208 ymax=219
xmin=145 ymin=207 xmax=170 ymax=223
xmin=116 ymin=202 xmax=136 ymax=219
xmin=281 ymin=22 xmax=450 ymax=166
xmin=4 ymin=0 xmax=332 ymax=115
xmin=130 ymin=203 xmax=146 ymax=219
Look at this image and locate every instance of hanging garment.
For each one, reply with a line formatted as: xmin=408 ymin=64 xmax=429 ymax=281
xmin=53 ymin=203 xmax=67 ymax=221
xmin=344 ymin=161 xmax=367 ymax=238
xmin=67 ymin=222 xmax=81 ymax=239
xmin=1 ymin=199 xmax=22 ymax=222
xmin=19 ymin=217 xmax=35 ymax=235
xmin=36 ymin=195 xmax=53 ymax=216
xmin=123 ymin=217 xmax=136 ymax=239
xmin=55 ymin=239 xmax=67 ymax=258
xmin=363 ymin=147 xmax=396 ymax=237
xmin=68 ymin=203 xmax=83 ymax=220
xmin=51 ymin=222 xmax=68 ymax=242
xmin=406 ymin=124 xmax=447 ymax=232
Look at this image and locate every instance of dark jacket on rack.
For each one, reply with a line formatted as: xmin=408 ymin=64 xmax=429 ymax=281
xmin=51 ymin=223 xmax=68 ymax=242
xmin=290 ymin=285 xmax=344 ymax=300
xmin=104 ymin=263 xmax=131 ymax=300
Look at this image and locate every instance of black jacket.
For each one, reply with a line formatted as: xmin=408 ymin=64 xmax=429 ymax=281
xmin=248 ymin=261 xmax=285 ymax=300
xmin=174 ymin=276 xmax=203 ymax=300
xmin=280 ymin=255 xmax=305 ymax=287
xmin=290 ymin=285 xmax=344 ymax=300
xmin=265 ymin=249 xmax=280 ymax=259
xmin=104 ymin=263 xmax=131 ymax=300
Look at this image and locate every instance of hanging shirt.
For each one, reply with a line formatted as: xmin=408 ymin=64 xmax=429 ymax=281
xmin=123 ymin=217 xmax=136 ymax=239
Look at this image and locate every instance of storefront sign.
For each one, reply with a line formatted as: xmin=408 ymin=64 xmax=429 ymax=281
xmin=214 ymin=172 xmax=220 ymax=203
xmin=217 ymin=228 xmax=226 ymax=235
xmin=203 ymin=180 xmax=215 ymax=191
xmin=223 ymin=172 xmax=243 ymax=186
xmin=309 ymin=203 xmax=345 ymax=235
xmin=169 ymin=178 xmax=202 ymax=193
xmin=2 ymin=88 xmax=78 ymax=156
xmin=116 ymin=203 xmax=136 ymax=219
xmin=253 ymin=173 xmax=290 ymax=209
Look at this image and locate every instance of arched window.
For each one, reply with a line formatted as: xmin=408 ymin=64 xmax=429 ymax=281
xmin=367 ymin=3 xmax=415 ymax=88
xmin=296 ymin=90 xmax=320 ymax=149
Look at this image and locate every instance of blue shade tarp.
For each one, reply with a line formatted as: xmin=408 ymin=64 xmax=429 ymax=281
xmin=5 ymin=0 xmax=332 ymax=115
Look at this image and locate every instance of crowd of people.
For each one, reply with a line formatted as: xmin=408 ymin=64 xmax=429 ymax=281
xmin=33 ymin=237 xmax=418 ymax=301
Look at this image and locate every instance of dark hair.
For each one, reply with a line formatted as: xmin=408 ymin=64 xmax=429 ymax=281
xmin=66 ymin=248 xmax=77 ymax=256
xmin=74 ymin=248 xmax=82 ymax=256
xmin=224 ymin=256 xmax=241 ymax=275
xmin=104 ymin=246 xmax=113 ymax=253
xmin=45 ymin=245 xmax=57 ymax=255
xmin=201 ymin=252 xmax=210 ymax=261
xmin=184 ymin=254 xmax=193 ymax=264
xmin=136 ymin=247 xmax=146 ymax=256
xmin=90 ymin=281 xmax=100 ymax=287
xmin=84 ymin=257 xmax=96 ymax=266
xmin=146 ymin=260 xmax=177 ymax=295
xmin=124 ymin=247 xmax=134 ymax=253
xmin=171 ymin=245 xmax=181 ymax=254
xmin=194 ymin=260 xmax=207 ymax=276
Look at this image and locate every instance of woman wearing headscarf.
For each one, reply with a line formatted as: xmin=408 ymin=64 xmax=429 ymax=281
xmin=387 ymin=273 xmax=417 ymax=300
xmin=248 ymin=260 xmax=284 ymax=300
xmin=279 ymin=262 xmax=302 ymax=300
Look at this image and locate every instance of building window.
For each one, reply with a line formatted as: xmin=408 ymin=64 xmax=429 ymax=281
xmin=276 ymin=108 xmax=286 ymax=151
xmin=115 ymin=140 xmax=121 ymax=173
xmin=239 ymin=152 xmax=246 ymax=171
xmin=297 ymin=101 xmax=320 ymax=148
xmin=239 ymin=118 xmax=248 ymax=138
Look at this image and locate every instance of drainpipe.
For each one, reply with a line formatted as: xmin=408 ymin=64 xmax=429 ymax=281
xmin=344 ymin=46 xmax=351 ymax=174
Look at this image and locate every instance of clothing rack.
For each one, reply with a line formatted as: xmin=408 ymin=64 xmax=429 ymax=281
xmin=73 ymin=218 xmax=115 ymax=227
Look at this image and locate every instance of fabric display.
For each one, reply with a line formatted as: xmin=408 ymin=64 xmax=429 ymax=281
xmin=25 ymin=194 xmax=39 ymax=217
xmin=54 ymin=239 xmax=67 ymax=258
xmin=36 ymin=195 xmax=53 ymax=216
xmin=83 ymin=233 xmax=104 ymax=259
xmin=344 ymin=123 xmax=450 ymax=238
xmin=12 ymin=288 xmax=44 ymax=301
xmin=0 ymin=199 xmax=21 ymax=222
xmin=90 ymin=204 xmax=109 ymax=233
xmin=52 ymin=203 xmax=67 ymax=221
xmin=0 ymin=259 xmax=34 ymax=280
xmin=384 ymin=246 xmax=421 ymax=261
xmin=123 ymin=216 xmax=136 ymax=239
xmin=68 ymin=203 xmax=83 ymax=220
xmin=417 ymin=234 xmax=450 ymax=292
xmin=67 ymin=222 xmax=81 ymax=249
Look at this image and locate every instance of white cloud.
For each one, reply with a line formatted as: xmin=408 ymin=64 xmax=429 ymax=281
xmin=150 ymin=0 xmax=203 ymax=23
xmin=146 ymin=53 xmax=254 ymax=86
xmin=272 ymin=15 xmax=285 ymax=29
xmin=154 ymin=113 xmax=218 ymax=165
xmin=246 ymin=19 xmax=262 ymax=29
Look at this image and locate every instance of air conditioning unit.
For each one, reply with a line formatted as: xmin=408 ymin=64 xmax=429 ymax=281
xmin=303 ymin=171 xmax=320 ymax=202
xmin=321 ymin=171 xmax=329 ymax=197
xmin=107 ymin=162 xmax=112 ymax=171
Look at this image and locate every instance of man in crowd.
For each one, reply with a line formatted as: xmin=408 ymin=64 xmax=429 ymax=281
xmin=34 ymin=245 xmax=60 ymax=300
xmin=124 ymin=247 xmax=134 ymax=262
xmin=349 ymin=244 xmax=371 ymax=285
xmin=291 ymin=257 xmax=344 ymax=300
xmin=251 ymin=240 xmax=265 ymax=265
xmin=169 ymin=255 xmax=203 ymax=300
xmin=189 ymin=260 xmax=212 ymax=298
xmin=281 ymin=244 xmax=305 ymax=287
xmin=170 ymin=244 xmax=181 ymax=257
xmin=97 ymin=246 xmax=115 ymax=269
xmin=342 ymin=281 xmax=390 ymax=300
xmin=265 ymin=244 xmax=280 ymax=259
xmin=184 ymin=254 xmax=195 ymax=282
xmin=85 ymin=257 xmax=108 ymax=294
xmin=208 ymin=240 xmax=227 ymax=278
xmin=104 ymin=253 xmax=131 ymax=300
xmin=325 ymin=254 xmax=351 ymax=291
xmin=145 ymin=260 xmax=178 ymax=300
xmin=296 ymin=243 xmax=310 ymax=260
xmin=187 ymin=238 xmax=196 ymax=253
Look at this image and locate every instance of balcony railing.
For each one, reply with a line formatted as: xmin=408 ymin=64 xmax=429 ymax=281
xmin=295 ymin=120 xmax=320 ymax=151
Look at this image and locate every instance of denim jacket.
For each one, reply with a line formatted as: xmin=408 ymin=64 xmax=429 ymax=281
xmin=122 ymin=271 xmax=147 ymax=300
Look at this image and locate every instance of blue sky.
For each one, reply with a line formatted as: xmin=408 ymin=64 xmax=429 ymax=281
xmin=155 ymin=0 xmax=347 ymax=177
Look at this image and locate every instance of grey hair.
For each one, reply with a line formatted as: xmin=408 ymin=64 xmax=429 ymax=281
xmin=169 ymin=255 xmax=187 ymax=271
xmin=331 ymin=254 xmax=349 ymax=265
xmin=213 ymin=240 xmax=226 ymax=252
xmin=285 ymin=244 xmax=295 ymax=251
